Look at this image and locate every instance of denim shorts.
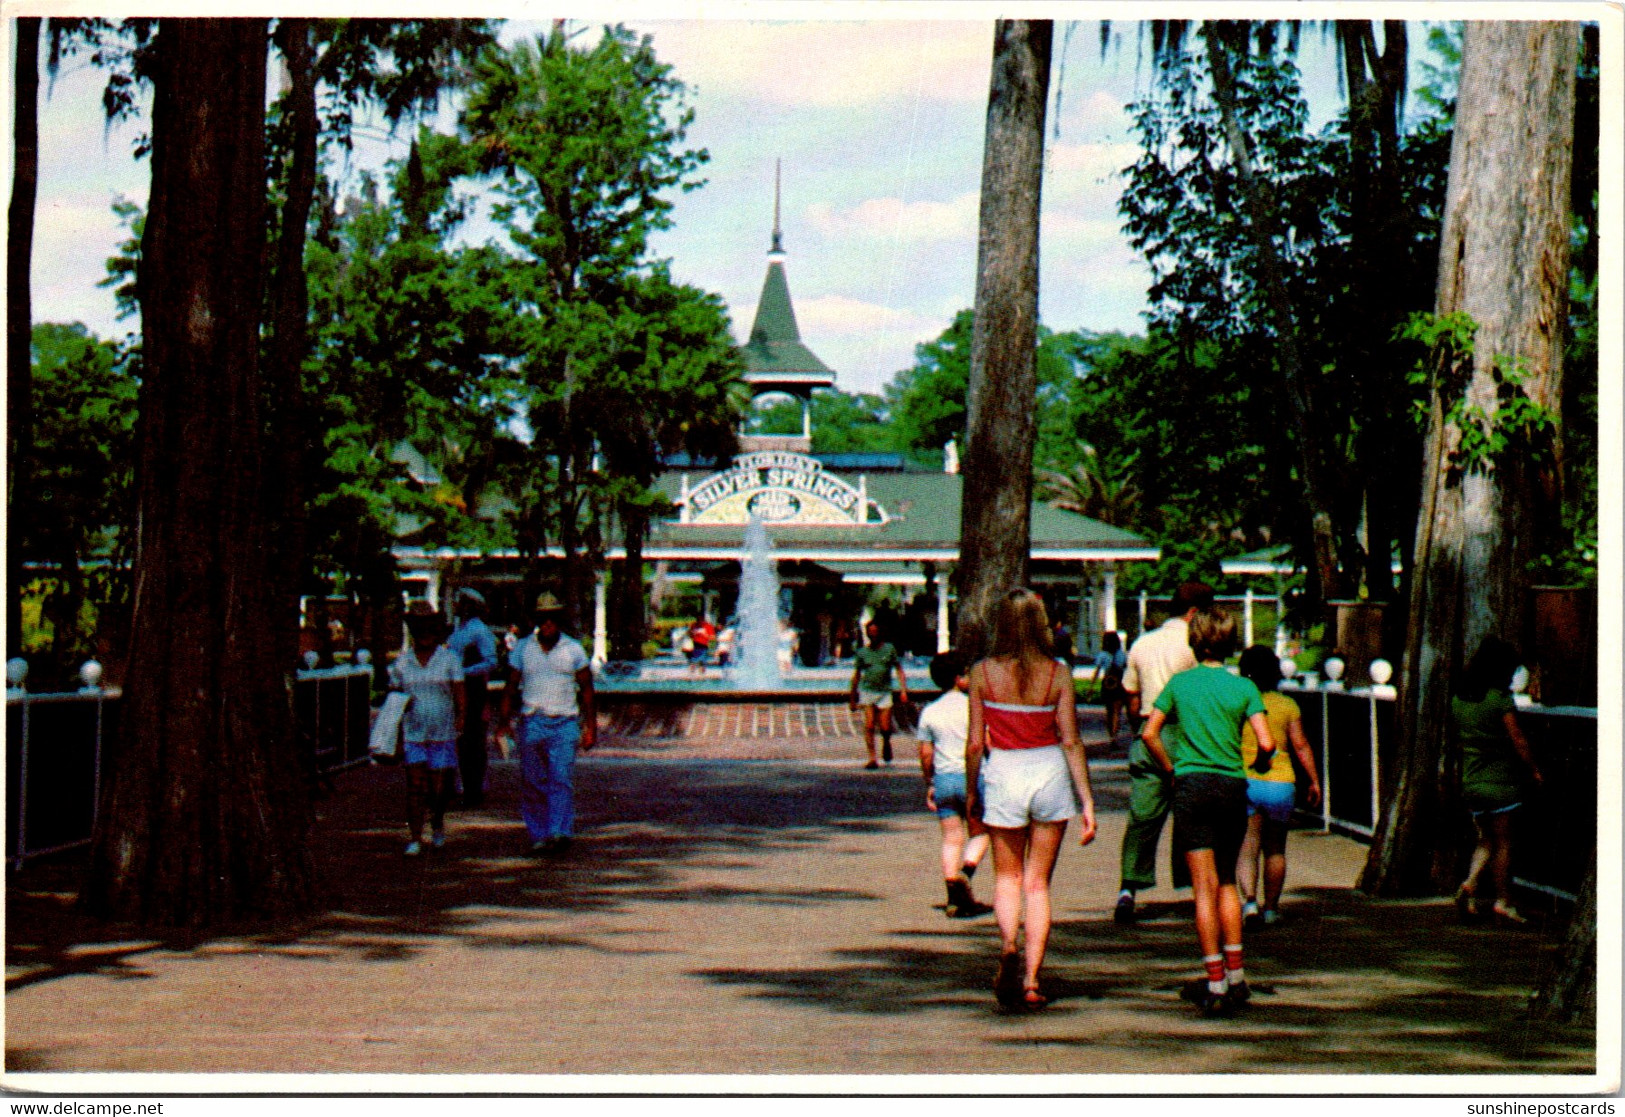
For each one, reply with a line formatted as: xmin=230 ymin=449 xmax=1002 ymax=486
xmin=404 ymin=740 xmax=458 ymax=769
xmin=932 ymin=770 xmax=973 ymax=819
xmin=1247 ymin=779 xmax=1297 ymax=824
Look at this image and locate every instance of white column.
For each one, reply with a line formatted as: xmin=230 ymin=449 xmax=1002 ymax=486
xmin=426 ymin=568 xmax=442 ymax=608
xmin=937 ymin=580 xmax=951 ymax=653
xmin=1244 ymin=587 xmax=1255 ymax=648
xmin=801 ymin=398 xmax=812 ymax=440
xmin=1138 ymin=590 xmax=1148 ymax=636
xmin=1102 ymin=565 xmax=1118 ymax=638
xmin=592 ymin=575 xmax=609 ymax=664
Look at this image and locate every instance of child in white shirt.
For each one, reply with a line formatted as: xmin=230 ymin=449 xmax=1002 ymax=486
xmin=916 ymin=651 xmax=992 ymax=918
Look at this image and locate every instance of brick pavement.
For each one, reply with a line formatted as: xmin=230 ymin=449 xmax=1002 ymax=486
xmin=2 ymin=709 xmax=1598 ymax=1083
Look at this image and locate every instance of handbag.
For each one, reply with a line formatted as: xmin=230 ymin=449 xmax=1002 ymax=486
xmin=369 ymin=691 xmax=412 ymax=759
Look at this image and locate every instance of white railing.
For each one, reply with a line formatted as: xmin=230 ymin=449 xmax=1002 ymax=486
xmin=6 ymin=657 xmax=377 ymax=870
xmin=1281 ymin=678 xmax=1597 ymax=903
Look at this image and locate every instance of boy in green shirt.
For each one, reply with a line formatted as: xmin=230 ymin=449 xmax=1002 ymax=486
xmin=1142 ymin=607 xmax=1275 ymax=1016
xmin=850 ymin=620 xmax=909 ymax=768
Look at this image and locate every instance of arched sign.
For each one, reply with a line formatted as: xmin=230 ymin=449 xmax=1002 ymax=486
xmin=680 ymin=451 xmax=884 ymax=526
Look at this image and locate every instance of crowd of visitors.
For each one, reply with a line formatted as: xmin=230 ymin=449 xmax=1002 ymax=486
xmin=369 ymin=579 xmax=1540 ymax=1019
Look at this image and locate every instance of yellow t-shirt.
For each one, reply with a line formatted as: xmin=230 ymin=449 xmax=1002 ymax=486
xmin=1240 ymin=691 xmax=1300 ymax=782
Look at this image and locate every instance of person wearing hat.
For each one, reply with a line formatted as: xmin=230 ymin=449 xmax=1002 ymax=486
xmin=502 ymin=592 xmax=596 ymax=855
xmin=446 ymin=587 xmax=499 ymax=808
xmin=391 ymin=602 xmax=466 ymax=856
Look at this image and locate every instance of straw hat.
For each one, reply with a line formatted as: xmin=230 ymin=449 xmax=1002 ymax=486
xmin=534 ymin=591 xmax=566 ymax=615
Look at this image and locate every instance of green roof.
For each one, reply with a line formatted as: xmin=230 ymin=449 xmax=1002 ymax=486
xmin=653 ymin=469 xmax=1154 ymax=558
xmin=741 ymin=260 xmax=833 ymax=379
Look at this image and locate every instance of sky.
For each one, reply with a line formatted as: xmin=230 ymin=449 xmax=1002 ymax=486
xmin=28 ymin=13 xmax=1361 ymax=395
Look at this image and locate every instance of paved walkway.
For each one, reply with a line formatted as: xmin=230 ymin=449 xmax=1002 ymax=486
xmin=3 ymin=713 xmax=1595 ymax=1080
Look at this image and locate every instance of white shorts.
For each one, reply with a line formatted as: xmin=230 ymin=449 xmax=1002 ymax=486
xmin=980 ymin=745 xmax=1078 ymax=828
xmin=857 ymin=689 xmax=894 ymax=710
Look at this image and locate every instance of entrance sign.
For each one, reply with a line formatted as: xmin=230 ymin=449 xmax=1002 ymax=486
xmin=681 ymin=451 xmax=884 ymax=526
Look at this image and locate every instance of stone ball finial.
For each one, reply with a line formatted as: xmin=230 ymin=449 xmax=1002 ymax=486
xmin=6 ymin=658 xmax=28 ymax=688
xmin=1323 ymin=656 xmax=1346 ymax=682
xmin=302 ymin=650 xmax=320 ymax=670
xmin=356 ymin=649 xmax=372 ymax=666
xmin=1368 ymin=658 xmax=1394 ymax=686
xmin=79 ymin=660 xmax=103 ymax=690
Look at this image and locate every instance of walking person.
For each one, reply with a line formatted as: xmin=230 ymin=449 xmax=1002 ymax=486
xmin=1092 ymin=631 xmax=1128 ymax=742
xmin=1452 ymin=637 xmax=1543 ymax=925
xmin=915 ymin=650 xmax=993 ymax=919
xmin=501 ymin=593 xmax=597 ymax=856
xmin=1114 ymin=582 xmax=1213 ymax=923
xmin=446 ymin=587 xmax=499 ymax=808
xmin=391 ymin=602 xmax=466 ymax=856
xmin=1140 ymin=607 xmax=1275 ymax=1016
xmin=964 ymin=589 xmax=1097 ymax=1011
xmin=850 ymin=620 xmax=909 ymax=768
xmin=1233 ymin=645 xmax=1322 ymax=928
xmin=687 ymin=615 xmax=715 ymax=677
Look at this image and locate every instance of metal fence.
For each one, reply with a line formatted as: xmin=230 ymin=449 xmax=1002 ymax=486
xmin=1283 ymin=682 xmax=1597 ymax=903
xmin=6 ymin=665 xmax=374 ymax=870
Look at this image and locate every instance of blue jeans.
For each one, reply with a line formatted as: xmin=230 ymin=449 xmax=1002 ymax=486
xmin=518 ymin=714 xmax=579 ymax=842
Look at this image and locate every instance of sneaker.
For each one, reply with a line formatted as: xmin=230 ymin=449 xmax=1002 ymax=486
xmin=403 ymin=840 xmax=423 ymax=857
xmin=1225 ymin=979 xmax=1252 ymax=1006
xmin=1113 ymin=892 xmax=1136 ymax=925
xmin=431 ymin=829 xmax=446 ymax=850
xmin=1261 ymin=909 xmax=1282 ymax=927
xmin=1198 ymin=989 xmax=1233 ymax=1018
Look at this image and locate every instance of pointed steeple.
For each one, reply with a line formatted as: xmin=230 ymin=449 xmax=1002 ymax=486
xmin=769 ymin=158 xmax=785 ymax=256
xmin=741 ymin=161 xmax=834 ymax=383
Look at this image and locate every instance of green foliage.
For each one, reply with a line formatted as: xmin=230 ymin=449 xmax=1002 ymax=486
xmin=1398 ymin=310 xmax=1561 ymax=477
xmin=18 ymin=323 xmax=139 ymax=668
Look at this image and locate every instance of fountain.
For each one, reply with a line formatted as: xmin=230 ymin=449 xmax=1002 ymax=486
xmin=731 ymin=515 xmax=784 ymax=689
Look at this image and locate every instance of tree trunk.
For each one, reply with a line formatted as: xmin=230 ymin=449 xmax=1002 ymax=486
xmin=1530 ymin=857 xmax=1595 ymax=1023
xmin=956 ymin=18 xmax=1051 ymax=656
xmin=7 ymin=17 xmax=40 ymax=658
xmin=265 ymin=18 xmax=319 ymax=681
xmin=1203 ymin=21 xmax=1346 ymax=615
xmin=609 ymin=500 xmax=649 ymax=661
xmin=84 ymin=18 xmax=315 ymax=928
xmin=1360 ymin=21 xmax=1576 ymax=897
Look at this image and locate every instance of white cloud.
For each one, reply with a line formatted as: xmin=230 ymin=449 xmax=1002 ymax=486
xmin=1048 ymin=140 xmax=1139 ymax=182
xmin=629 ymin=20 xmax=992 ymax=109
xmin=796 ymin=294 xmax=936 ymax=338
xmin=804 ymin=192 xmax=977 ymax=243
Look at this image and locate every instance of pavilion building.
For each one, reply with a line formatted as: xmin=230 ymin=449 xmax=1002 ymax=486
xmin=395 ymin=176 xmax=1159 ymax=661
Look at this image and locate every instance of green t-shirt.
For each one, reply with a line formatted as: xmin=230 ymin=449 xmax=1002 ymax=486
xmin=854 ymin=643 xmax=901 ymax=693
xmin=1154 ymin=665 xmax=1266 ymax=779
xmin=1453 ymin=689 xmax=1521 ymax=801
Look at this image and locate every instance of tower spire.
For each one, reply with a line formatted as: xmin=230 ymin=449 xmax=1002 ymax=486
xmin=769 ymin=158 xmax=784 ymax=255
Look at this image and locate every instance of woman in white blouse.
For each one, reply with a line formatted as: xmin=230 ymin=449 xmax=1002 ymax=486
xmin=390 ymin=603 xmax=466 ymax=856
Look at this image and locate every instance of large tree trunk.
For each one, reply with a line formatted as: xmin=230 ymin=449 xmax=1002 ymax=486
xmin=7 ymin=17 xmax=40 ymax=658
xmin=1360 ymin=21 xmax=1576 ymax=897
xmin=265 ymin=18 xmax=319 ymax=682
xmin=1202 ymin=21 xmax=1345 ymax=615
xmin=84 ymin=18 xmax=315 ymax=928
xmin=956 ymin=18 xmax=1050 ymax=655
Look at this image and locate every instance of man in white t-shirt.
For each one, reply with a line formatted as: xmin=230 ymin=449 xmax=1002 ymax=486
xmin=1114 ymin=581 xmax=1212 ymax=923
xmin=501 ymin=592 xmax=596 ymax=856
xmin=915 ymin=651 xmax=992 ymax=919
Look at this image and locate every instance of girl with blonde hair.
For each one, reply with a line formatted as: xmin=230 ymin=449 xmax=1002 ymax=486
xmin=965 ymin=588 xmax=1097 ymax=1010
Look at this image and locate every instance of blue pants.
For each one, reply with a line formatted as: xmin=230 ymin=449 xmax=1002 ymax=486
xmin=518 ymin=714 xmax=579 ymax=842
